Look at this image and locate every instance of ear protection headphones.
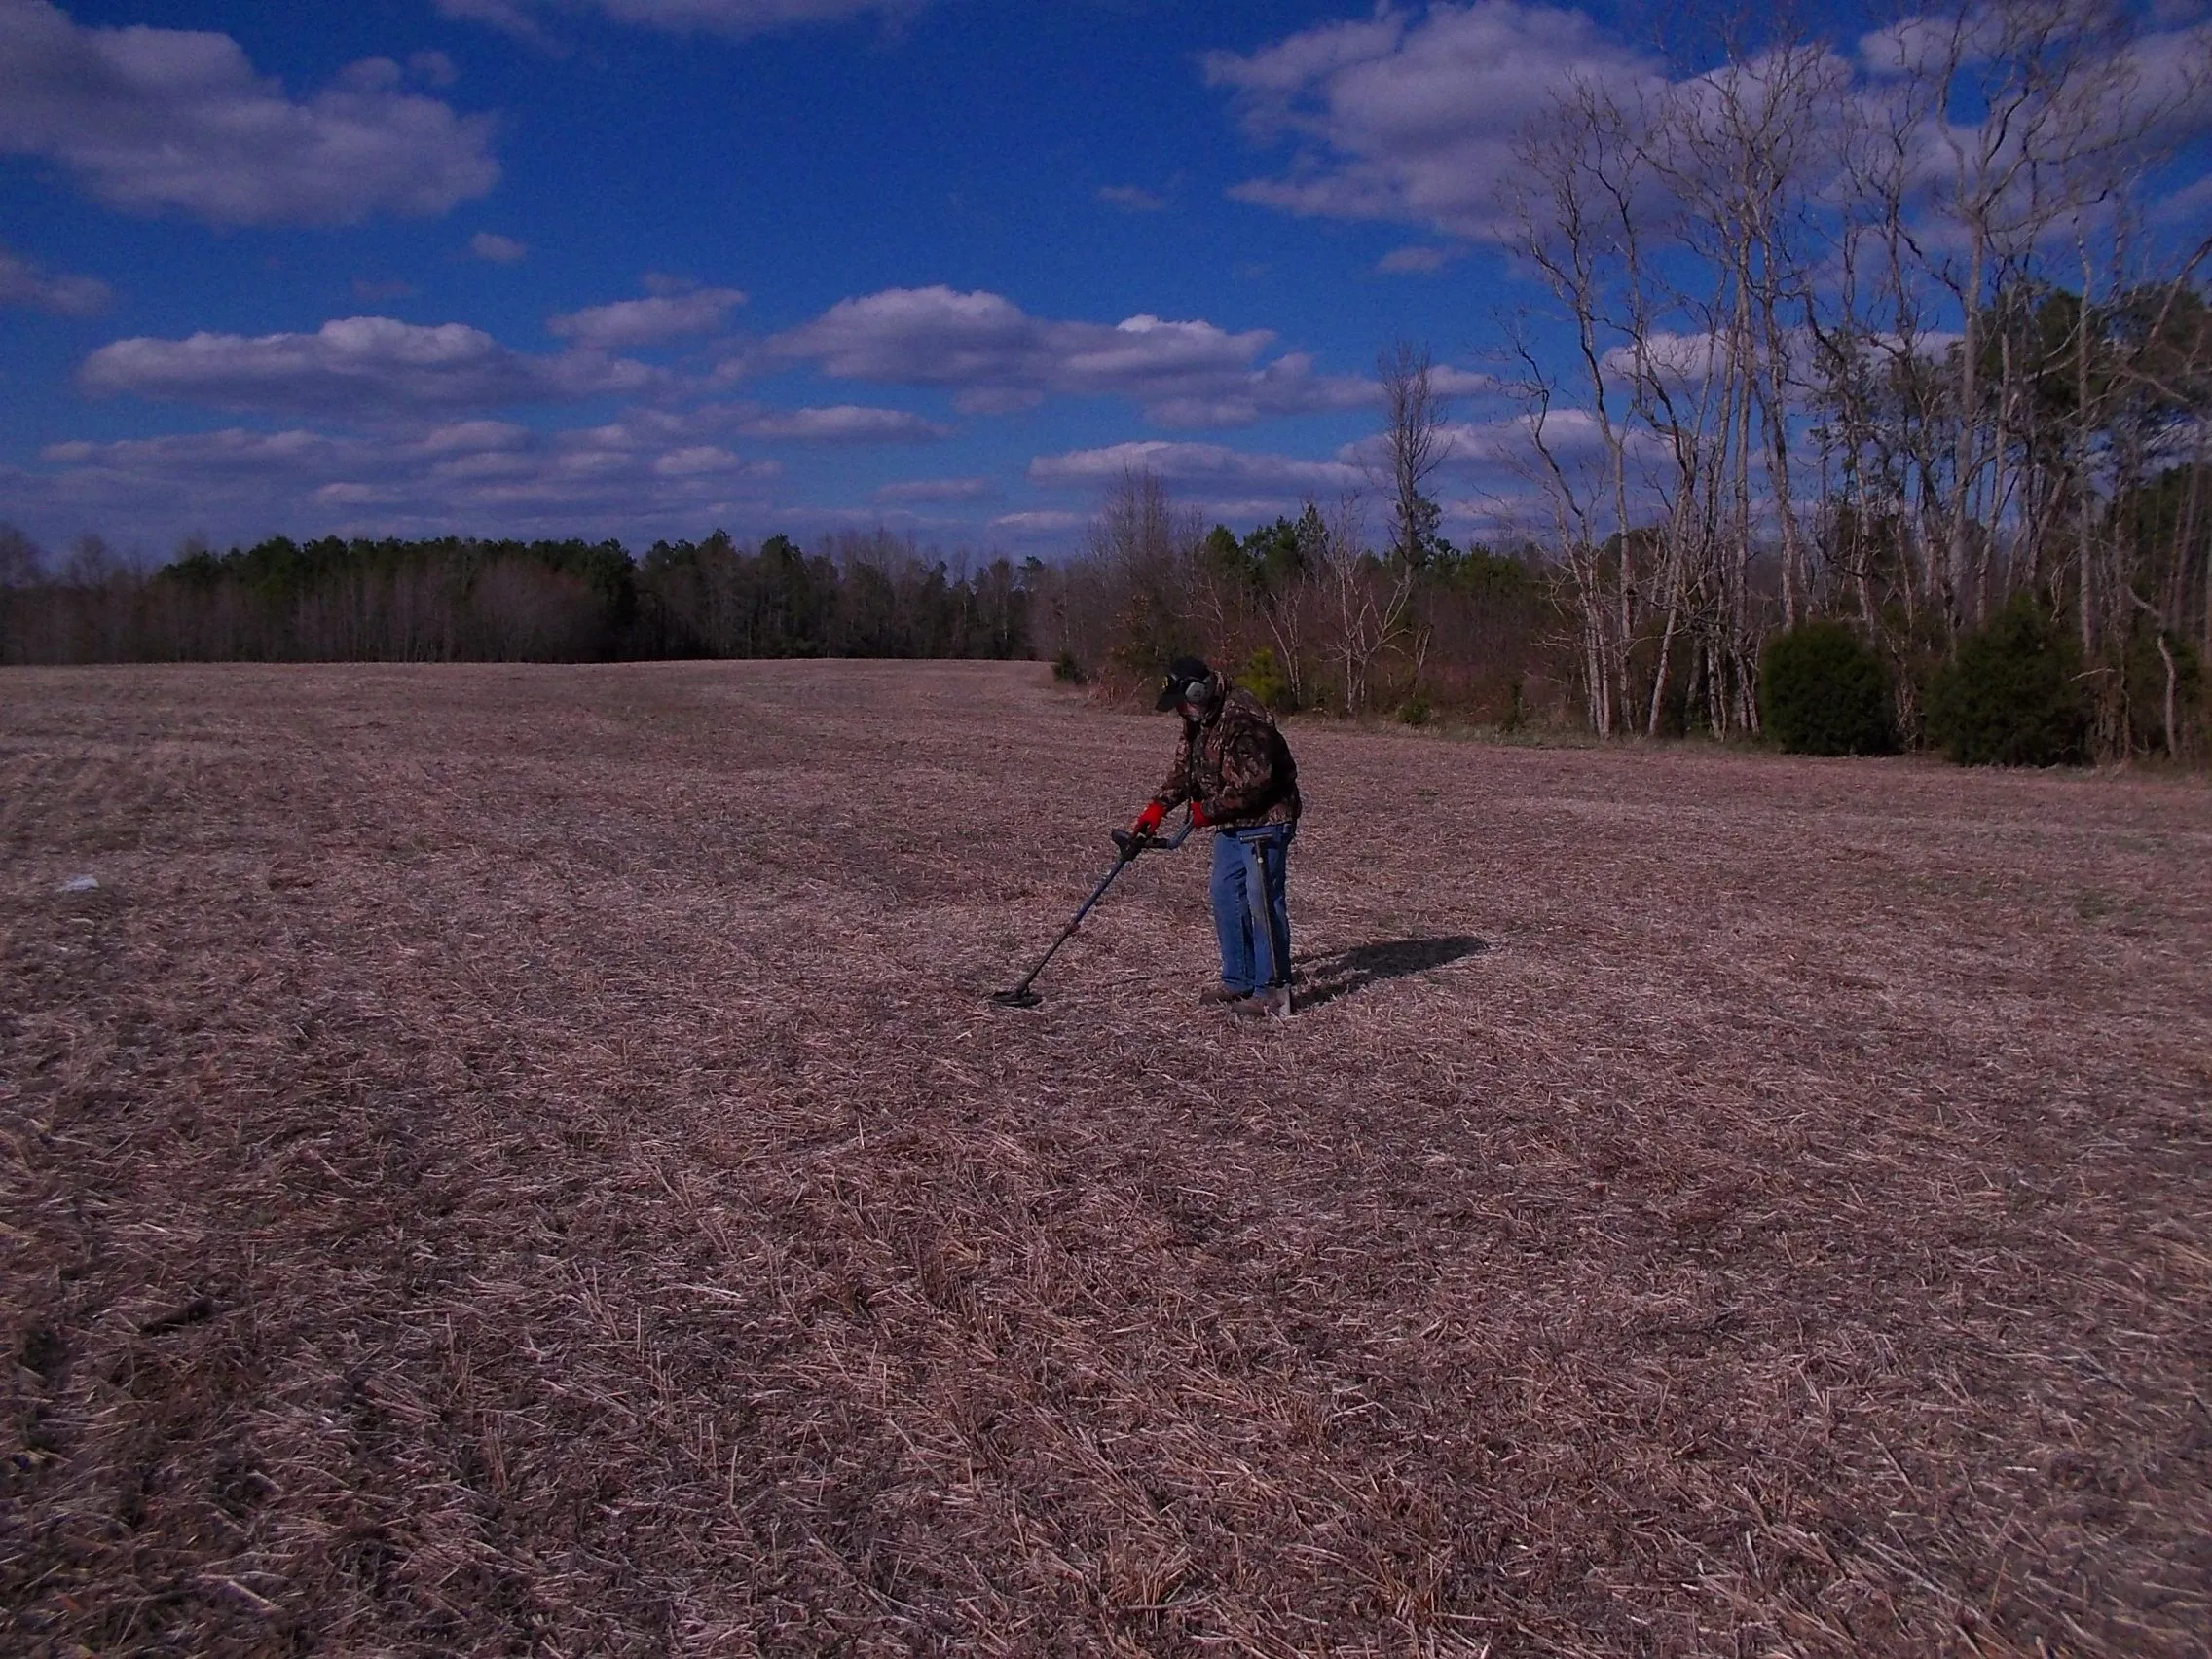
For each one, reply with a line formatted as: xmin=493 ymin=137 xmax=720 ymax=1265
xmin=1158 ymin=658 xmax=1218 ymax=713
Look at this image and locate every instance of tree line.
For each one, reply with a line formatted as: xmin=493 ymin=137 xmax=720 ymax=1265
xmin=0 ymin=527 xmax=1034 ymax=667
xmin=1028 ymin=474 xmax=1559 ymax=730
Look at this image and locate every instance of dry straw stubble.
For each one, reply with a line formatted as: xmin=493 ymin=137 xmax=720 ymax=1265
xmin=2 ymin=659 xmax=2207 ymax=1655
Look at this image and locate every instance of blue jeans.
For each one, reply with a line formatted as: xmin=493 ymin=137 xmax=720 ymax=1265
xmin=1209 ymin=824 xmax=1294 ymax=994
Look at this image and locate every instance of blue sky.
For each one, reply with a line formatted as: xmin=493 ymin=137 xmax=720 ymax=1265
xmin=3 ymin=0 xmax=2209 ymax=563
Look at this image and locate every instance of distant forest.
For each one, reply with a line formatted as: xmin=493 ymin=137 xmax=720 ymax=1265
xmin=0 ymin=528 xmax=1033 ymax=668
xmin=4 ymin=453 xmax=2207 ymax=768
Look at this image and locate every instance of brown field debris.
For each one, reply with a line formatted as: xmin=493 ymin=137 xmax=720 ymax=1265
xmin=3 ymin=659 xmax=2208 ymax=1655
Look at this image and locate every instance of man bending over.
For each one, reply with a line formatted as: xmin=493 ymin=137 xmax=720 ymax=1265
xmin=1130 ymin=656 xmax=1302 ymax=1018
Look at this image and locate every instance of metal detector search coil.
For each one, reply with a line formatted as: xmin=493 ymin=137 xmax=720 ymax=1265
xmin=989 ymin=811 xmax=1195 ymax=1008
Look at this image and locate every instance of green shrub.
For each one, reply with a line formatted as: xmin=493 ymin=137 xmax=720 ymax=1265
xmin=1759 ymin=619 xmax=1896 ymax=756
xmin=1926 ymin=594 xmax=2091 ymax=766
xmin=1240 ymin=645 xmax=1294 ymax=711
xmin=1051 ymin=647 xmax=1086 ymax=684
xmin=1396 ymin=691 xmax=1431 ymax=726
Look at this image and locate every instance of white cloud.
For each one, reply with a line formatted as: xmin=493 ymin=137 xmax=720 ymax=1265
xmin=1212 ymin=3 xmax=2212 ymax=253
xmin=988 ymin=510 xmax=1086 ymax=535
xmin=554 ymin=397 xmax=949 ymax=446
xmin=0 ymin=0 xmax=498 ymax=225
xmin=1202 ymin=1 xmax=1661 ymax=241
xmin=41 ymin=426 xmax=346 ymax=477
xmin=1029 ymin=440 xmax=1362 ymax=495
xmin=0 ymin=244 xmax=110 ymax=314
xmin=1322 ymin=409 xmax=1617 ymax=482
xmin=1597 ymin=328 xmax=1727 ymax=387
xmin=872 ymin=475 xmax=996 ymax=503
xmin=78 ymin=316 xmax=664 ymax=419
xmin=1206 ymin=10 xmax=1406 ymax=102
xmin=436 ymin=0 xmax=923 ymax=38
xmin=1429 ymin=365 xmax=1497 ymax=397
xmin=772 ymin=285 xmax=1373 ymax=427
xmin=547 ymin=287 xmax=746 ymax=349
xmin=22 ymin=413 xmax=782 ymax=546
xmin=1098 ymin=184 xmax=1166 ymax=211
xmin=736 ymin=404 xmax=949 ymax=442
xmin=1459 ymin=409 xmax=1633 ymax=470
xmin=2156 ymin=168 xmax=2212 ymax=223
xmin=652 ymin=444 xmax=751 ymax=476
xmin=1377 ymin=244 xmax=1453 ymax=274
xmin=470 ymin=232 xmax=529 ymax=263
xmin=418 ymin=419 xmax=533 ymax=454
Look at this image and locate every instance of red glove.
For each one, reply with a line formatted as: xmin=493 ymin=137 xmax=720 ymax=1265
xmin=1132 ymin=800 xmax=1165 ymax=835
xmin=1188 ymin=800 xmax=1212 ymax=828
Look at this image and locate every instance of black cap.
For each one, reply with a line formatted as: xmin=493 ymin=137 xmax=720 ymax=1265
xmin=1155 ymin=655 xmax=1215 ymax=712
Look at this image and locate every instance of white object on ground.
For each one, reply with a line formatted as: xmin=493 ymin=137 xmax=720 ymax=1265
xmin=58 ymin=875 xmax=99 ymax=893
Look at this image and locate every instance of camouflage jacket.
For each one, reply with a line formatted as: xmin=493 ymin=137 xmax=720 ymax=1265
xmin=1158 ymin=682 xmax=1301 ymax=830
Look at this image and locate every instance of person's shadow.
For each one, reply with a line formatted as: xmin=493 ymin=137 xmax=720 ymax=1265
xmin=1293 ymin=936 xmax=1489 ymax=1010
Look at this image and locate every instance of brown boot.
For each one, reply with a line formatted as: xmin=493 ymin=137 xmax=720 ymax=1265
xmin=1198 ymin=982 xmax=1247 ymax=1006
xmin=1231 ymin=984 xmax=1293 ymax=1019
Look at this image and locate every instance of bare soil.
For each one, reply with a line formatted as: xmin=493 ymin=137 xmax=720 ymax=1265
xmin=3 ymin=659 xmax=2207 ymax=1656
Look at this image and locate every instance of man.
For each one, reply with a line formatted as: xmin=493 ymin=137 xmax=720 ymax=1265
xmin=1130 ymin=655 xmax=1301 ymax=1018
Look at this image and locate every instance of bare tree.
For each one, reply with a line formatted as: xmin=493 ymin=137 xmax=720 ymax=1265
xmin=0 ymin=523 xmax=41 ymax=588
xmin=1376 ymin=341 xmax=1450 ymax=566
xmin=1312 ymin=498 xmax=1418 ymax=715
xmin=1507 ymin=75 xmax=1657 ymax=735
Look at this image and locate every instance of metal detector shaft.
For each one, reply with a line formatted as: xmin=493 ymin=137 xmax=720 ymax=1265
xmin=991 ymin=812 xmax=1195 ymax=1006
xmin=995 ymin=854 xmax=1135 ymax=1003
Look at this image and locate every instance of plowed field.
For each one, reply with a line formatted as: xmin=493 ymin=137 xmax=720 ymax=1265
xmin=4 ymin=660 xmax=2207 ymax=1655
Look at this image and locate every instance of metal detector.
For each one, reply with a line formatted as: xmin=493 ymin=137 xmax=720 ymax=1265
xmin=989 ymin=811 xmax=1195 ymax=1008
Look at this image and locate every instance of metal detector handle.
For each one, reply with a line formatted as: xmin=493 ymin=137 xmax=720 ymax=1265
xmin=1110 ymin=810 xmax=1197 ymax=860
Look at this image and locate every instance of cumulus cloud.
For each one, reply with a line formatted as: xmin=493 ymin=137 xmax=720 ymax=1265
xmin=470 ymin=232 xmax=529 ymax=263
xmin=1858 ymin=14 xmax=2212 ymax=213
xmin=1319 ymin=408 xmax=1617 ymax=485
xmin=1452 ymin=409 xmax=1631 ymax=471
xmin=1429 ymin=365 xmax=1497 ymax=397
xmin=547 ymin=287 xmax=746 ymax=350
xmin=1029 ymin=440 xmax=1362 ymax=495
xmin=1210 ymin=2 xmax=2212 ymax=247
xmin=0 ymin=1 xmax=498 ymax=225
xmin=0 ymin=244 xmax=110 ymax=314
xmin=735 ymin=404 xmax=949 ymax=443
xmin=872 ymin=475 xmax=996 ymax=503
xmin=988 ymin=510 xmax=1086 ymax=536
xmin=41 ymin=425 xmax=347 ymax=478
xmin=2156 ymin=168 xmax=2212 ymax=224
xmin=773 ymin=286 xmax=1373 ymax=427
xmin=653 ymin=444 xmax=751 ymax=476
xmin=1201 ymin=1 xmax=1661 ymax=240
xmin=25 ymin=413 xmax=780 ymax=544
xmin=1377 ymin=244 xmax=1453 ymax=274
xmin=567 ymin=398 xmax=949 ymax=446
xmin=1098 ymin=184 xmax=1166 ymax=211
xmin=437 ymin=0 xmax=923 ymax=39
xmin=26 ymin=389 xmax=968 ymax=547
xmin=78 ymin=316 xmax=664 ymax=419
